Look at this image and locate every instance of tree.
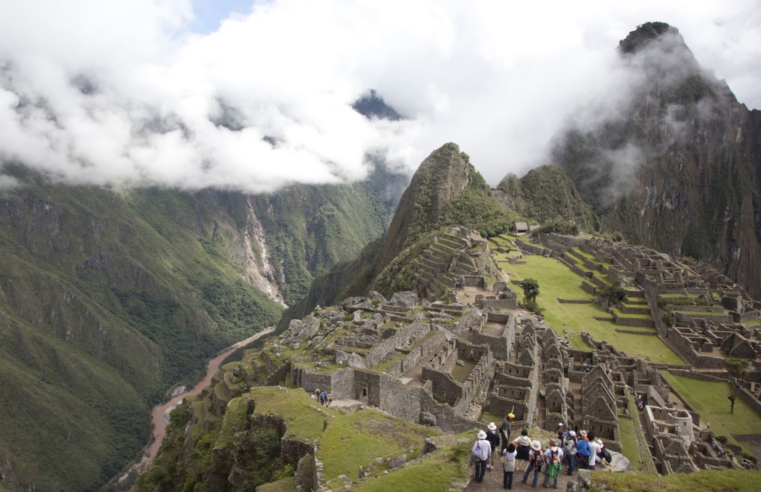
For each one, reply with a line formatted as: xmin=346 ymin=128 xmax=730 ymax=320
xmin=596 ymin=281 xmax=627 ymax=309
xmin=519 ymin=278 xmax=543 ymax=315
xmin=519 ymin=278 xmax=540 ymax=304
xmin=724 ymin=358 xmax=750 ymax=414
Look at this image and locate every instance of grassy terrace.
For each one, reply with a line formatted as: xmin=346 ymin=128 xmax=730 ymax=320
xmin=318 ymin=409 xmax=438 ymax=480
xmin=590 ymin=470 xmax=761 ymax=492
xmin=249 ymin=386 xmax=341 ymax=442
xmin=660 ymin=372 xmax=761 ymax=454
xmin=498 ymin=254 xmax=685 ymax=365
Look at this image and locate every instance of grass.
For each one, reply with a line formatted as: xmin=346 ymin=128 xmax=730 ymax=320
xmin=617 ymin=415 xmax=642 ymax=471
xmin=250 ymin=387 xmax=341 ymax=442
xmin=660 ymin=372 xmax=761 ymax=454
xmin=317 ymin=409 xmax=438 ymax=480
xmin=611 ymin=308 xmax=654 ymax=320
xmin=257 ymin=477 xmax=296 ymax=492
xmin=353 ymin=442 xmax=470 ymax=492
xmin=589 ymin=470 xmax=761 ymax=491
xmin=499 ymin=255 xmax=685 ymax=365
xmin=451 ymin=360 xmax=476 ymax=383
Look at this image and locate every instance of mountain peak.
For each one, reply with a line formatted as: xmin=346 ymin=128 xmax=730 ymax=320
xmin=352 ymin=89 xmax=402 ymax=121
xmin=618 ymin=22 xmax=683 ymax=54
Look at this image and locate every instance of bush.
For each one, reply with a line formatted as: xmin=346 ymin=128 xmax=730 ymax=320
xmin=662 ymin=311 xmax=675 ymax=328
xmin=715 ymin=435 xmax=728 ymax=444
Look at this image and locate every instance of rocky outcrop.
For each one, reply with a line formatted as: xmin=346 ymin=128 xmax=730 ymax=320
xmin=552 ymin=22 xmax=761 ymax=298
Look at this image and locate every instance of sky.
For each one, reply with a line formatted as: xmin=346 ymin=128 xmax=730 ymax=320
xmin=0 ymin=0 xmax=759 ymax=193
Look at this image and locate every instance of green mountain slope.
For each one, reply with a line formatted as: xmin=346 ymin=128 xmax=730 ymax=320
xmin=551 ymin=22 xmax=761 ymax=297
xmin=279 ymin=143 xmax=520 ymax=328
xmin=0 ymin=164 xmax=405 ymax=491
xmin=496 ymin=165 xmax=599 ymax=231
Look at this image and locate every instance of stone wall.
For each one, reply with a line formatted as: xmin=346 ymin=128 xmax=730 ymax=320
xmin=387 ymin=331 xmax=447 ymax=378
xmin=422 ymin=366 xmax=462 ymax=406
xmin=739 ymin=387 xmax=761 ymax=417
xmin=366 ymin=320 xmax=430 ymax=367
xmin=353 ymin=370 xmax=382 ymax=406
xmin=614 ymin=316 xmax=655 ymax=328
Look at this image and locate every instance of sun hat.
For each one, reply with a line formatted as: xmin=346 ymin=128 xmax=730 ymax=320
xmin=508 ymin=412 xmax=515 ymax=419
xmin=595 ymin=438 xmax=603 ymax=445
xmin=557 ymin=423 xmax=564 ymax=427
xmin=478 ymin=430 xmax=487 ymax=439
xmin=530 ymin=440 xmax=542 ymax=451
xmin=488 ymin=422 xmax=497 ymax=431
xmin=569 ymin=431 xmax=576 ymax=437
xmin=580 ymin=430 xmax=587 ymax=437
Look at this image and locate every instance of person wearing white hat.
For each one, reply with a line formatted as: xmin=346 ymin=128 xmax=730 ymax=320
xmin=486 ymin=422 xmax=501 ymax=470
xmin=521 ymin=440 xmax=544 ymax=487
xmin=472 ymin=430 xmax=492 ymax=483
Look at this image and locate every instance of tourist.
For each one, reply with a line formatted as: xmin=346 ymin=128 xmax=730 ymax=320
xmin=472 ymin=430 xmax=492 ymax=483
xmin=327 ymin=393 xmax=332 ymax=407
xmin=556 ymin=423 xmax=564 ymax=444
xmin=314 ymin=388 xmax=320 ymax=401
xmin=502 ymin=442 xmax=517 ymax=490
xmin=575 ymin=431 xmax=590 ymax=469
xmin=321 ymin=390 xmax=328 ymax=406
xmin=500 ymin=412 xmax=514 ymax=452
xmin=521 ymin=440 xmax=543 ymax=488
xmin=487 ymin=423 xmax=501 ymax=470
xmin=515 ymin=429 xmax=532 ymax=471
xmin=587 ymin=432 xmax=601 ymax=470
xmin=543 ymin=439 xmax=564 ymax=489
xmin=595 ymin=438 xmax=611 ymax=466
xmin=565 ymin=431 xmax=577 ymax=476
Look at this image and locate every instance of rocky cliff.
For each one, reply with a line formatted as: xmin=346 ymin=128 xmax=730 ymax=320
xmin=552 ymin=22 xmax=761 ymax=297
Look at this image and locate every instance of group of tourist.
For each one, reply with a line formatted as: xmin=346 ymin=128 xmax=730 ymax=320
xmin=312 ymin=388 xmax=332 ymax=406
xmin=472 ymin=419 xmax=612 ymax=489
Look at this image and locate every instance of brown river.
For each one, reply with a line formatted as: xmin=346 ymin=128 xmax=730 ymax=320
xmin=145 ymin=327 xmax=274 ymax=462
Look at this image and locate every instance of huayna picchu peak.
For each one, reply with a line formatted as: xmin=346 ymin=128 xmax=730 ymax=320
xmin=2 ymin=8 xmax=761 ymax=492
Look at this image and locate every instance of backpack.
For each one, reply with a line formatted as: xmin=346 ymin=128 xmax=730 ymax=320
xmin=531 ymin=450 xmax=544 ymax=466
xmin=549 ymin=448 xmax=561 ymax=466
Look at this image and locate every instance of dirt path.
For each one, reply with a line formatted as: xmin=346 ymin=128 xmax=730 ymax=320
xmin=145 ymin=326 xmax=274 ymax=462
xmin=464 ymin=462 xmax=577 ymax=491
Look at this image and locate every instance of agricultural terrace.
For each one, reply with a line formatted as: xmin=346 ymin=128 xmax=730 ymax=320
xmin=661 ymin=372 xmax=761 ymax=455
xmin=494 ymin=252 xmax=685 ymax=365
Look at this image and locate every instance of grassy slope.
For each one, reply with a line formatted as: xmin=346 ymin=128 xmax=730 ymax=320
xmin=498 ymin=253 xmax=685 ymax=364
xmin=318 ymin=410 xmax=438 ymax=480
xmin=0 ymin=183 xmax=284 ymax=491
xmin=590 ymin=470 xmax=761 ymax=492
xmin=660 ymin=372 xmax=761 ymax=454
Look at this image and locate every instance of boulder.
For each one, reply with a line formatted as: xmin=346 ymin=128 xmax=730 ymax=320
xmin=421 ymin=412 xmax=438 ymax=427
xmin=348 ymin=353 xmax=367 ymax=369
xmin=352 ymin=299 xmax=375 ymax=311
xmin=369 ymin=291 xmax=387 ymax=303
xmin=390 ymin=454 xmax=407 ymax=469
xmin=607 ymin=451 xmax=633 ymax=472
xmin=390 ymin=291 xmax=418 ymax=309
xmin=352 ymin=310 xmax=363 ymax=322
xmin=421 ymin=437 xmax=438 ymax=455
xmin=284 ymin=317 xmax=320 ymax=344
xmin=335 ymin=350 xmax=350 ymax=365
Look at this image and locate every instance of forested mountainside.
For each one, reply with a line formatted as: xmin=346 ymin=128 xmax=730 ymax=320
xmin=279 ymin=143 xmax=521 ymax=328
xmin=0 ymin=163 xmax=405 ymax=491
xmin=496 ymin=165 xmax=599 ymax=231
xmin=551 ymin=22 xmax=761 ymax=297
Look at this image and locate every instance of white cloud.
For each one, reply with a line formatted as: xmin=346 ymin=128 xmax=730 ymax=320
xmin=0 ymin=0 xmax=758 ymax=192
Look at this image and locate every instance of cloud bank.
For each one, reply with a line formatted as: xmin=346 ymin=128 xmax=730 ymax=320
xmin=0 ymin=0 xmax=759 ymax=192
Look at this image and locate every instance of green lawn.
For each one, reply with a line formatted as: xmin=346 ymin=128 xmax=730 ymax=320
xmin=618 ymin=415 xmax=643 ymax=471
xmin=353 ymin=441 xmax=470 ymax=492
xmin=318 ymin=409 xmax=438 ymax=480
xmin=660 ymin=372 xmax=761 ymax=454
xmin=591 ymin=470 xmax=761 ymax=492
xmin=250 ymin=387 xmax=341 ymax=442
xmin=500 ymin=255 xmax=685 ymax=365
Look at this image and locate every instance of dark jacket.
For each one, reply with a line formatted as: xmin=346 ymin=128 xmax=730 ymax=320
xmin=486 ymin=430 xmax=500 ymax=451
